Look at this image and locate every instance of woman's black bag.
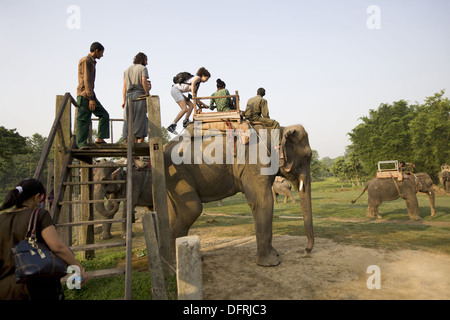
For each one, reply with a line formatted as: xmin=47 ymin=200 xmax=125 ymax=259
xmin=11 ymin=208 xmax=68 ymax=283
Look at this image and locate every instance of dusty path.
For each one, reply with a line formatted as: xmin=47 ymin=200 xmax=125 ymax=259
xmin=193 ymin=232 xmax=450 ymax=300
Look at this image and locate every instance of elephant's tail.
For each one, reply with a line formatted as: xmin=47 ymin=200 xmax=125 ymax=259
xmin=351 ymin=185 xmax=368 ymax=203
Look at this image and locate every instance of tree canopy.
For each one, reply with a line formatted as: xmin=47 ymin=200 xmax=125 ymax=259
xmin=348 ymin=90 xmax=449 ymax=181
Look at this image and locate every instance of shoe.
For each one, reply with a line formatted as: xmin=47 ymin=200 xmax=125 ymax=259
xmin=183 ymin=119 xmax=189 ymax=128
xmin=167 ymin=123 xmax=178 ymax=135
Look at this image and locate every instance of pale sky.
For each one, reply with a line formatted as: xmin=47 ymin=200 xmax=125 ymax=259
xmin=1 ymin=0 xmax=449 ymax=159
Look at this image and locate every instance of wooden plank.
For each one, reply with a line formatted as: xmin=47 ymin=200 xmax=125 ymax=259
xmin=63 ymin=180 xmax=126 ymax=186
xmin=70 ymin=241 xmax=125 ymax=252
xmin=80 ymin=158 xmax=95 ymax=259
xmin=58 ymin=198 xmax=126 ymax=206
xmin=52 ymin=95 xmax=73 ymax=246
xmin=147 ymin=96 xmax=175 ymax=276
xmin=51 ymin=137 xmax=76 ymax=223
xmin=56 ymin=218 xmax=125 ymax=227
xmin=68 ymin=163 xmax=127 ymax=169
xmin=33 ymin=93 xmax=71 ymax=181
xmin=195 ymin=94 xmax=239 ymax=100
xmin=61 ymin=268 xmax=125 ymax=284
xmin=142 ymin=212 xmax=168 ymax=300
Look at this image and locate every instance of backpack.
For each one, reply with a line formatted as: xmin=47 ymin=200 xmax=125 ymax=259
xmin=173 ymin=72 xmax=194 ymax=84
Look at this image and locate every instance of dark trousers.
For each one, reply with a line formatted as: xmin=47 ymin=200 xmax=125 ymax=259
xmin=76 ymin=96 xmax=110 ymax=147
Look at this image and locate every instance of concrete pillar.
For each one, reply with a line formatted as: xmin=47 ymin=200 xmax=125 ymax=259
xmin=176 ymin=236 xmax=202 ymax=300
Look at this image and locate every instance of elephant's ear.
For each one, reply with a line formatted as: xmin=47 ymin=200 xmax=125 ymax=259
xmin=281 ymin=128 xmax=296 ymax=172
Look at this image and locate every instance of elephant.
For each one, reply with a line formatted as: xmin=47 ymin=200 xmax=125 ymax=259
xmin=272 ymin=176 xmax=295 ymax=204
xmin=164 ymin=122 xmax=314 ymax=266
xmin=438 ymin=170 xmax=450 ymax=193
xmin=352 ymin=172 xmax=435 ymax=220
xmin=93 ymin=161 xmax=153 ymax=239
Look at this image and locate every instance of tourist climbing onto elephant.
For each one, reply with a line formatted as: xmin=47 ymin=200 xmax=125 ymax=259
xmin=352 ymin=172 xmax=435 ymax=220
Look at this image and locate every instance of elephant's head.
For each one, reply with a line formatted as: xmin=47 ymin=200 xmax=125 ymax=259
xmin=415 ymin=172 xmax=435 ymax=216
xmin=93 ymin=163 xmax=123 ymax=218
xmin=279 ymin=124 xmax=314 ymax=253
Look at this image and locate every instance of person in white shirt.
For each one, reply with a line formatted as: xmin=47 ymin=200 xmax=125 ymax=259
xmin=167 ymin=67 xmax=210 ymax=134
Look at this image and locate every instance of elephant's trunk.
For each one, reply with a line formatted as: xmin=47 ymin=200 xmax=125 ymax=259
xmin=94 ymin=185 xmax=120 ymax=218
xmin=299 ymin=172 xmax=314 ymax=253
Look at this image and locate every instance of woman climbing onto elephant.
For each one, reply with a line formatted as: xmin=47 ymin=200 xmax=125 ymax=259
xmin=167 ymin=67 xmax=211 ymax=135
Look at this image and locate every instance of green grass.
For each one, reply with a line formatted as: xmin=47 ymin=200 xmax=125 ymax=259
xmin=65 ymin=177 xmax=450 ymax=300
xmin=200 ymin=178 xmax=450 ymax=254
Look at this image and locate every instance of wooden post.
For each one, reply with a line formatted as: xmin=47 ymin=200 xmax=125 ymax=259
xmin=176 ymin=236 xmax=202 ymax=300
xmin=142 ymin=212 xmax=168 ymax=300
xmin=54 ymin=95 xmax=72 ymax=245
xmin=45 ymin=161 xmax=54 ymax=211
xmin=147 ymin=96 xmax=174 ymax=276
xmin=125 ymin=98 xmax=134 ymax=300
xmin=79 ymin=161 xmax=95 ymax=259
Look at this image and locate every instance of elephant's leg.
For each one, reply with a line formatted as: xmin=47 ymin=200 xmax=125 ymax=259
xmin=367 ymin=198 xmax=382 ymax=219
xmin=290 ymin=193 xmax=295 ymax=203
xmin=169 ymin=184 xmax=203 ymax=241
xmin=404 ymin=195 xmax=421 ymax=220
xmin=272 ymin=188 xmax=277 ymax=204
xmin=99 ymin=216 xmax=113 ymax=239
xmin=243 ymin=183 xmax=280 ymax=267
xmin=283 ymin=195 xmax=288 ymax=203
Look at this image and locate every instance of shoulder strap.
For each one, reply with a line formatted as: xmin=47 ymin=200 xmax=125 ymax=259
xmin=26 ymin=208 xmax=40 ymax=240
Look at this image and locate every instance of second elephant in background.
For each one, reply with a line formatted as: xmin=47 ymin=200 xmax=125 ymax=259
xmin=272 ymin=176 xmax=295 ymax=204
xmin=93 ymin=160 xmax=153 ymax=239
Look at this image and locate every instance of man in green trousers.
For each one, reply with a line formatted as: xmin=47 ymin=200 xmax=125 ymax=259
xmin=76 ymin=42 xmax=110 ymax=149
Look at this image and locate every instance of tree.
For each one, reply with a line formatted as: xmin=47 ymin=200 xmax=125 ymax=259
xmin=0 ymin=131 xmax=49 ymax=195
xmin=310 ymin=150 xmax=329 ymax=180
xmin=348 ymin=91 xmax=449 ymax=182
xmin=0 ymin=127 xmax=29 ymax=190
xmin=331 ymin=157 xmax=347 ymax=189
xmin=0 ymin=126 xmax=28 ymax=161
xmin=409 ymin=91 xmax=450 ymax=179
xmin=348 ymin=100 xmax=415 ymax=173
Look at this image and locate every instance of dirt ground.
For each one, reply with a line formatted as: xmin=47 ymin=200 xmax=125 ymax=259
xmin=189 ymin=229 xmax=450 ymax=300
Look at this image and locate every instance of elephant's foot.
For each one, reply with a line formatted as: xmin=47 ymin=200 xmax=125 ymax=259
xmin=121 ymin=231 xmax=135 ymax=239
xmin=410 ymin=215 xmax=422 ymax=221
xmin=99 ymin=231 xmax=112 ymax=240
xmin=367 ymin=212 xmax=382 ymax=219
xmin=257 ymin=247 xmax=280 ymax=267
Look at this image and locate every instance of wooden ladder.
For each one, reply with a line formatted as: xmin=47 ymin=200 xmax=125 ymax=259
xmin=33 ymin=93 xmax=138 ymax=299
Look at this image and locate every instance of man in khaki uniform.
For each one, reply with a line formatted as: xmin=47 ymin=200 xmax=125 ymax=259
xmin=244 ymin=88 xmax=280 ymax=130
xmin=245 ymin=88 xmax=284 ymax=167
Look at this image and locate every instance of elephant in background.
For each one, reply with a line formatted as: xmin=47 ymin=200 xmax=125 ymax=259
xmin=438 ymin=169 xmax=450 ymax=193
xmin=272 ymin=176 xmax=295 ymax=204
xmin=93 ymin=161 xmax=153 ymax=239
xmin=164 ymin=123 xmax=314 ymax=266
xmin=352 ymin=172 xmax=435 ymax=220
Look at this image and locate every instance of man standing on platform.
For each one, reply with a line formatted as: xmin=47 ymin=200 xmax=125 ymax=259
xmin=76 ymin=42 xmax=110 ymax=149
